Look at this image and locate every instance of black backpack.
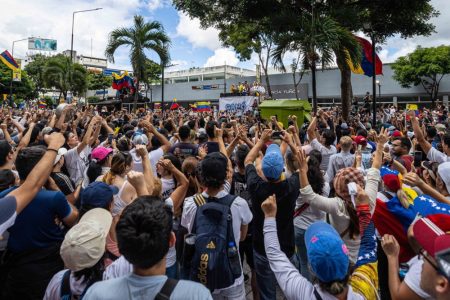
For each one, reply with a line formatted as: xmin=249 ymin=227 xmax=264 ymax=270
xmin=188 ymin=193 xmax=241 ymax=291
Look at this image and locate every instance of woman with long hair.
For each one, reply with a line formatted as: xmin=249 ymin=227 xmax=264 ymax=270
xmin=86 ymin=147 xmax=113 ymax=184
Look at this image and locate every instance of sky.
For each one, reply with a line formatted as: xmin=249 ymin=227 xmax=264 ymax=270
xmin=0 ymin=0 xmax=449 ymax=73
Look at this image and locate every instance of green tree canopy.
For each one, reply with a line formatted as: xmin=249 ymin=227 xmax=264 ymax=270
xmin=43 ymin=54 xmax=87 ymax=101
xmin=24 ymin=54 xmax=49 ymax=95
xmin=0 ymin=62 xmax=36 ymax=101
xmin=105 ymin=15 xmax=170 ymax=110
xmin=392 ymin=45 xmax=450 ymax=105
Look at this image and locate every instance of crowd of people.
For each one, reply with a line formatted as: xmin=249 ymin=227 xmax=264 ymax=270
xmin=229 ymin=81 xmax=265 ymax=96
xmin=0 ymin=101 xmax=449 ymax=300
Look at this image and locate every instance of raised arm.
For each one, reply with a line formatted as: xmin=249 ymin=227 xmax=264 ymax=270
xmin=244 ymin=129 xmax=272 ymax=166
xmin=8 ymin=133 xmax=65 ymax=213
xmin=77 ymin=116 xmax=100 ymax=154
xmin=408 ymin=110 xmax=431 ymax=155
xmin=135 ymin=145 xmax=155 ymax=195
xmin=403 ymin=172 xmax=450 ymax=205
xmin=163 ymin=160 xmax=189 ymax=213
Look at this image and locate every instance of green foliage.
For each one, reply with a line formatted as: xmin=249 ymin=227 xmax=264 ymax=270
xmin=43 ymin=54 xmax=88 ymax=99
xmin=87 ymin=96 xmax=101 ymax=103
xmin=0 ymin=62 xmax=36 ymax=100
xmin=392 ymin=45 xmax=450 ymax=103
xmin=144 ymin=59 xmax=162 ymax=84
xmin=24 ymin=54 xmax=48 ymax=94
xmin=88 ymin=73 xmax=112 ymax=91
xmin=43 ymin=95 xmax=54 ymax=106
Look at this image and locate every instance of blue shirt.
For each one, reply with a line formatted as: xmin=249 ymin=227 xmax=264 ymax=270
xmin=0 ymin=187 xmax=71 ymax=252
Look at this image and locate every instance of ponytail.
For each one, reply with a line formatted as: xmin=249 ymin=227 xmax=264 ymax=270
xmin=87 ymin=159 xmax=102 ymax=183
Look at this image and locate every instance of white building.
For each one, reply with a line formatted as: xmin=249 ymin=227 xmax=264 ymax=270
xmin=62 ymin=50 xmax=107 ymax=73
xmin=164 ymin=65 xmax=255 ymax=84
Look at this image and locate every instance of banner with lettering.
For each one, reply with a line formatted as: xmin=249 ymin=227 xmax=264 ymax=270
xmin=219 ymin=96 xmax=255 ymax=115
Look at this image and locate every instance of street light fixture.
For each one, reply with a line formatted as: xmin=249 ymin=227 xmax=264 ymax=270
xmin=71 ymin=8 xmax=103 ymax=63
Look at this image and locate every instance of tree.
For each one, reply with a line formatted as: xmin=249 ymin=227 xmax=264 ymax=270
xmin=24 ymin=54 xmax=48 ymax=96
xmin=291 ymin=56 xmax=305 ymax=101
xmin=0 ymin=62 xmax=36 ymax=102
xmin=219 ymin=22 xmax=275 ymax=98
xmin=142 ymin=59 xmax=162 ymax=103
xmin=87 ymin=73 xmax=113 ymax=99
xmin=174 ymin=0 xmax=438 ymax=119
xmin=105 ymin=15 xmax=170 ymax=111
xmin=43 ymin=54 xmax=87 ymax=102
xmin=272 ymin=14 xmax=361 ymax=115
xmin=392 ymin=45 xmax=450 ymax=106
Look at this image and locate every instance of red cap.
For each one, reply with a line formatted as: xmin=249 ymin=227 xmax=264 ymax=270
xmin=382 ymin=174 xmax=401 ymax=191
xmin=391 ymin=130 xmax=402 ymax=138
xmin=354 ymin=135 xmax=367 ymax=146
xmin=413 ymin=215 xmax=450 ymax=257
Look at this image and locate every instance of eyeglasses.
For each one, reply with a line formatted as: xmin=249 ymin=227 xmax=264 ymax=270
xmin=419 ymin=248 xmax=440 ymax=273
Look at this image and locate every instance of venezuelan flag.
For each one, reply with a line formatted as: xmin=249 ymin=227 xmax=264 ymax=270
xmin=195 ymin=101 xmax=211 ymax=112
xmin=348 ymin=37 xmax=382 ymax=77
xmin=38 ymin=101 xmax=47 ymax=109
xmin=0 ymin=50 xmax=19 ymax=71
xmin=170 ymin=98 xmax=179 ymax=110
xmin=112 ymin=71 xmax=134 ymax=91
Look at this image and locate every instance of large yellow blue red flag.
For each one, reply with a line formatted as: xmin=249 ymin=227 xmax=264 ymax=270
xmin=0 ymin=50 xmax=19 ymax=71
xmin=347 ymin=37 xmax=382 ymax=77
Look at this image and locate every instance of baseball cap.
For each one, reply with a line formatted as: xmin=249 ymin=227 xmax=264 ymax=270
xmin=201 ymin=152 xmax=228 ymax=183
xmin=60 ymin=208 xmax=112 ymax=271
xmin=354 ymin=135 xmax=367 ymax=146
xmin=422 ymin=161 xmax=438 ymax=182
xmin=340 ymin=123 xmax=348 ymax=130
xmin=262 ymin=144 xmax=284 ymax=181
xmin=54 ymin=148 xmax=68 ymax=165
xmin=438 ymin=162 xmax=450 ymax=193
xmin=391 ymin=130 xmax=402 ymax=138
xmin=305 ymin=221 xmax=350 ymax=282
xmin=91 ymin=147 xmax=113 ymax=161
xmin=132 ymin=133 xmax=149 ymax=145
xmin=436 ymin=123 xmax=446 ymax=133
xmin=413 ymin=215 xmax=450 ymax=279
xmin=80 ymin=182 xmax=119 ymax=208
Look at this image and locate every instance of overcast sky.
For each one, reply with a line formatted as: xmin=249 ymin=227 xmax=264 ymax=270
xmin=0 ymin=0 xmax=448 ymax=73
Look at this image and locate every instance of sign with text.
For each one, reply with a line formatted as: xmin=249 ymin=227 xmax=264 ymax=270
xmin=28 ymin=38 xmax=57 ymax=51
xmin=271 ymin=83 xmax=308 ymax=100
xmin=219 ymin=96 xmax=255 ymax=115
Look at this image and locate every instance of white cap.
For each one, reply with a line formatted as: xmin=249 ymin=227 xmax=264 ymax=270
xmin=60 ymin=208 xmax=112 ymax=271
xmin=438 ymin=162 xmax=450 ymax=194
xmin=54 ymin=148 xmax=68 ymax=165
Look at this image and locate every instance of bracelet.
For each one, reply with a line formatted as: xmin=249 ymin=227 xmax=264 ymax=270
xmin=47 ymin=148 xmax=58 ymax=154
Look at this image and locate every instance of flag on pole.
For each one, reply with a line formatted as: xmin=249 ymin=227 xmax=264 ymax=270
xmin=347 ymin=37 xmax=382 ymax=77
xmin=196 ymin=101 xmax=211 ymax=112
xmin=0 ymin=50 xmax=19 ymax=71
xmin=170 ymin=98 xmax=179 ymax=110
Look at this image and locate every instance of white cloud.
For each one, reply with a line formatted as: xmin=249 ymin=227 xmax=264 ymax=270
xmin=204 ymin=48 xmax=239 ymax=67
xmin=147 ymin=0 xmax=170 ymax=11
xmin=166 ymin=59 xmax=189 ymax=71
xmin=175 ymin=12 xmax=221 ymax=51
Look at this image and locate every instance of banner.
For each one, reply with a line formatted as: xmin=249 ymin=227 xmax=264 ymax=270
xmin=28 ymin=37 xmax=57 ymax=51
xmin=219 ymin=96 xmax=255 ymax=115
xmin=12 ymin=59 xmax=21 ymax=82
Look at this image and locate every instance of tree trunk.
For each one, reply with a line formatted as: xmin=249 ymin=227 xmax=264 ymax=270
xmin=293 ymin=72 xmax=299 ymax=101
xmin=265 ymin=73 xmax=272 ymax=99
xmin=311 ymin=64 xmax=317 ymax=114
xmin=133 ymin=78 xmax=139 ymax=112
xmin=336 ymin=57 xmax=353 ymax=122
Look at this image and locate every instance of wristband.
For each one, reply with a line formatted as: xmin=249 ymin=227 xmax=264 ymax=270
xmin=47 ymin=148 xmax=58 ymax=154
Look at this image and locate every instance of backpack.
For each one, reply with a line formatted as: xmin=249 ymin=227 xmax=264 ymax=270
xmin=188 ymin=193 xmax=241 ymax=291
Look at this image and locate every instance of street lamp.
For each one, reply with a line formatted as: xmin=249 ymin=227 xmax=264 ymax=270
xmin=9 ymin=38 xmax=28 ymax=106
xmin=71 ymin=8 xmax=102 ymax=63
xmin=363 ymin=22 xmax=377 ymax=127
xmin=376 ymin=80 xmax=381 ymax=98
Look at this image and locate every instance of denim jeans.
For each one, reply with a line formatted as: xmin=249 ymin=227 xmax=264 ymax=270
xmin=253 ymin=249 xmax=296 ymax=300
xmin=294 ymin=226 xmax=312 ymax=281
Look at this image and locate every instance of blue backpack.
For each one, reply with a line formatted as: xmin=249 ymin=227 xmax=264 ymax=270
xmin=189 ymin=193 xmax=242 ymax=291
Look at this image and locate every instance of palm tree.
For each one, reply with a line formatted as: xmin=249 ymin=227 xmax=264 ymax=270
xmin=105 ymin=15 xmax=170 ymax=111
xmin=43 ymin=54 xmax=87 ymax=102
xmin=272 ymin=13 xmax=361 ymax=120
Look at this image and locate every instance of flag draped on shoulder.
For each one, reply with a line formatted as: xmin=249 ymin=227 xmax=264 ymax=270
xmin=0 ymin=50 xmax=19 ymax=71
xmin=347 ymin=37 xmax=382 ymax=77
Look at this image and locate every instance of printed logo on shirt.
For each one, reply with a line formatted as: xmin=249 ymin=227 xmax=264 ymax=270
xmin=206 ymin=241 xmax=216 ymax=249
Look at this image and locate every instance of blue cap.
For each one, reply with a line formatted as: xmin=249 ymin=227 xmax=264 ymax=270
xmin=305 ymin=221 xmax=350 ymax=283
xmin=262 ymin=144 xmax=284 ymax=181
xmin=80 ymin=182 xmax=119 ymax=208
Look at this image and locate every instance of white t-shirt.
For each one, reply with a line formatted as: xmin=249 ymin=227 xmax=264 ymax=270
xmin=181 ymin=190 xmax=253 ymax=292
xmin=161 ymin=178 xmax=175 ymax=200
xmin=310 ymin=138 xmax=337 ymax=171
xmin=44 ymin=270 xmax=87 ymax=300
xmin=427 ymin=147 xmax=450 ymax=164
xmin=404 ymin=256 xmax=433 ymax=299
xmin=64 ymin=145 xmax=92 ymax=184
xmin=130 ymin=148 xmax=164 ymax=176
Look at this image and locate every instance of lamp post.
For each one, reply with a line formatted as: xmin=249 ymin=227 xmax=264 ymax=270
xmin=363 ymin=22 xmax=377 ymax=127
xmin=71 ymin=8 xmax=102 ymax=63
xmin=376 ymin=80 xmax=381 ymax=98
xmin=9 ymin=38 xmax=28 ymax=107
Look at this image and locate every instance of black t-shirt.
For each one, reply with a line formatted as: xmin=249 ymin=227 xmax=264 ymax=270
xmin=169 ymin=142 xmax=198 ymax=158
xmin=51 ymin=172 xmax=75 ymax=196
xmin=245 ymin=164 xmax=300 ymax=258
xmin=231 ymin=171 xmax=253 ymax=237
xmin=204 ymin=141 xmax=219 ymax=154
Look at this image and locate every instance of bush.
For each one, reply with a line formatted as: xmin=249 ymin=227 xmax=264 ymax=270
xmin=87 ymin=96 xmax=101 ymax=103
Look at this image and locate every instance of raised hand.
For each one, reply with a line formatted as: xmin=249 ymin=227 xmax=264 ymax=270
xmin=261 ymin=194 xmax=277 ymax=218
